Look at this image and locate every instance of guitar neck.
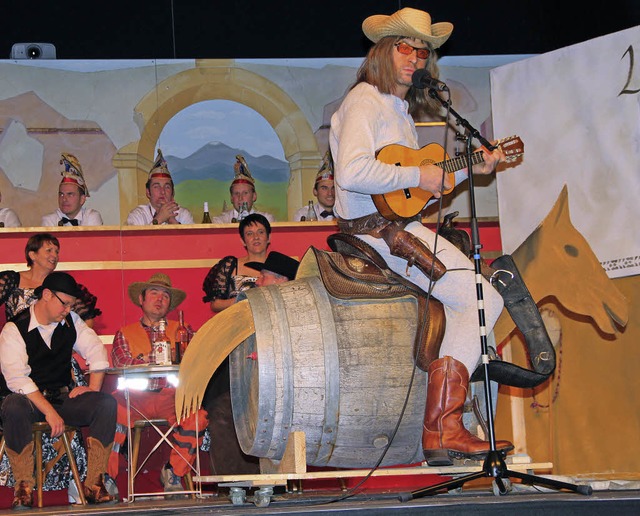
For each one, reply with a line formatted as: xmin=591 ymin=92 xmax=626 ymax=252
xmin=436 ymin=150 xmax=485 ymax=173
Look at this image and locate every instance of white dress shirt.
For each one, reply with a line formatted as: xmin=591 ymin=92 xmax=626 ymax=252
xmin=41 ymin=207 xmax=103 ymax=227
xmin=126 ymin=203 xmax=194 ymax=225
xmin=293 ymin=202 xmax=335 ymax=221
xmin=211 ymin=208 xmax=275 ymax=224
xmin=0 ymin=305 xmax=109 ymax=395
xmin=0 ymin=207 xmax=21 ymax=227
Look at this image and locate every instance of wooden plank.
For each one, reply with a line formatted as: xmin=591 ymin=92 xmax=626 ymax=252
xmin=259 ymin=431 xmax=307 ymax=475
xmin=196 ymin=461 xmax=553 ymax=484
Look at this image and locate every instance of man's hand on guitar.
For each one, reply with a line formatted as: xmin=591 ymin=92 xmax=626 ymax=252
xmin=418 ymin=164 xmax=451 ymax=199
xmin=473 ymin=144 xmax=505 ymax=175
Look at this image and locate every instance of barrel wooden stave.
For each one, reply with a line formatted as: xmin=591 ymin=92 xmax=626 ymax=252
xmin=230 ymin=276 xmax=425 ymax=468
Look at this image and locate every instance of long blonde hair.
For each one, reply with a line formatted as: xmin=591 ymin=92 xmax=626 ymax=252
xmin=354 ymin=36 xmax=442 ymax=118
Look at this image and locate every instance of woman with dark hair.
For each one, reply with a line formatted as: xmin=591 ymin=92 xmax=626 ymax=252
xmin=201 ymin=213 xmax=272 ymax=476
xmin=0 ymin=233 xmax=103 ymax=499
xmin=0 ymin=233 xmax=100 ymax=323
xmin=202 ymin=213 xmax=271 ymax=312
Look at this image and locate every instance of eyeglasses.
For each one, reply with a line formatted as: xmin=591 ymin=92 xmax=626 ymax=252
xmin=52 ymin=291 xmax=74 ymax=310
xmin=394 ymin=42 xmax=430 ymax=60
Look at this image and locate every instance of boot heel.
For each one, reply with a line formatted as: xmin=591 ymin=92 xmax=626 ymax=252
xmin=424 ymin=449 xmax=452 ymax=467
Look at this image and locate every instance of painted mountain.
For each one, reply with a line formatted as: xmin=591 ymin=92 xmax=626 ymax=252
xmin=167 ymin=141 xmax=289 ymax=221
xmin=165 ymin=141 xmax=289 ymax=185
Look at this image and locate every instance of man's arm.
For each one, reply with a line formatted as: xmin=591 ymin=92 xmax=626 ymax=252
xmin=126 ymin=206 xmax=150 ymax=225
xmin=111 ymin=328 xmax=147 ymax=367
xmin=176 ymin=206 xmax=194 ymax=224
xmin=26 ymin=390 xmax=66 ymax=437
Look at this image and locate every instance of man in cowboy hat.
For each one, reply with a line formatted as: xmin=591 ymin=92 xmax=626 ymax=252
xmin=108 ymin=272 xmax=207 ymax=493
xmin=329 ymin=7 xmax=513 ymax=466
xmin=41 ymin=153 xmax=104 ymax=227
xmin=211 ymin=155 xmax=276 ymax=224
xmin=126 ymin=149 xmax=194 ymax=225
xmin=246 ymin=251 xmax=299 ymax=287
xmin=0 ymin=271 xmax=117 ymax=508
xmin=293 ymin=150 xmax=335 ymax=222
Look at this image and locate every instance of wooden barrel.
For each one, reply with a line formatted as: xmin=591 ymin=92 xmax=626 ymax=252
xmin=229 ymin=275 xmax=425 ymax=469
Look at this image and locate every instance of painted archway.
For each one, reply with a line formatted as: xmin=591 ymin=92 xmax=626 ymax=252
xmin=114 ymin=59 xmax=321 ymax=223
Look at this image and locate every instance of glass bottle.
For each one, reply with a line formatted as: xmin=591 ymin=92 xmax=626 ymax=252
xmin=238 ymin=201 xmax=249 ymax=221
xmin=153 ymin=319 xmax=172 ymax=365
xmin=306 ymin=200 xmax=318 ymax=222
xmin=174 ymin=310 xmax=190 ymax=364
xmin=202 ymin=202 xmax=212 ymax=224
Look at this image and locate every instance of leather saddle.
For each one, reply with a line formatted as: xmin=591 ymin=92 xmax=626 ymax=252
xmin=297 ymin=233 xmax=445 ymax=371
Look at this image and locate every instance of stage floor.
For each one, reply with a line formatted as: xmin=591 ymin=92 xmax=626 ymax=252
xmin=6 ymin=480 xmax=640 ymax=516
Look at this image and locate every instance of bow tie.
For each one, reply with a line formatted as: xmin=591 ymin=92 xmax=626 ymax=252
xmin=320 ymin=210 xmax=334 ymax=218
xmin=59 ymin=217 xmax=79 ymax=226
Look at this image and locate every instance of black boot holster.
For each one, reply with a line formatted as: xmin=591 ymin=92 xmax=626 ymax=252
xmin=471 ymin=254 xmax=556 ymax=388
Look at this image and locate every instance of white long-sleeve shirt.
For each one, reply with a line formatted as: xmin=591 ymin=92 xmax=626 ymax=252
xmin=329 ymin=82 xmax=466 ymax=220
xmin=126 ymin=203 xmax=194 ymax=225
xmin=292 ymin=202 xmax=335 ymax=221
xmin=211 ymin=208 xmax=275 ymax=224
xmin=41 ymin=207 xmax=103 ymax=227
xmin=0 ymin=207 xmax=21 ymax=227
xmin=0 ymin=304 xmax=109 ymax=395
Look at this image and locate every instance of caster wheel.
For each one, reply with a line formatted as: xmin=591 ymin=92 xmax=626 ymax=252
xmin=253 ymin=486 xmax=274 ymax=507
xmin=229 ymin=487 xmax=247 ymax=505
xmin=492 ymin=478 xmax=512 ymax=496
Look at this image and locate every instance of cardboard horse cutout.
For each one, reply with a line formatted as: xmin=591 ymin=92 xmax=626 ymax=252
xmin=493 ymin=185 xmax=628 ymax=351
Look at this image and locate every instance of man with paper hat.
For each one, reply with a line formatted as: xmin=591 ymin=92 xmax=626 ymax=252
xmin=41 ymin=153 xmax=103 ymax=227
xmin=293 ymin=150 xmax=335 ymax=221
xmin=211 ymin=155 xmax=275 ymax=224
xmin=126 ymin=149 xmax=194 ymax=225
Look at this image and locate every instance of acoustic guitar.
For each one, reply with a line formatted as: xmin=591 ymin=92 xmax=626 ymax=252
xmin=372 ymin=135 xmax=524 ymax=221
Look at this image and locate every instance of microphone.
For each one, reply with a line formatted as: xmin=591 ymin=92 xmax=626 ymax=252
xmin=411 ymin=69 xmax=448 ymax=91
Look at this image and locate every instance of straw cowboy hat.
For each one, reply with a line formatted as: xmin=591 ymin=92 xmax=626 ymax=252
xmin=128 ymin=272 xmax=186 ymax=312
xmin=362 ymin=7 xmax=453 ymax=49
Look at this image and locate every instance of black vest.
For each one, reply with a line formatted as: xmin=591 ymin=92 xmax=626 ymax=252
xmin=0 ymin=308 xmax=76 ymax=396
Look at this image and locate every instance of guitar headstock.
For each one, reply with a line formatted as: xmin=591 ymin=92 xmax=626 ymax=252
xmin=497 ymin=135 xmax=524 ymax=163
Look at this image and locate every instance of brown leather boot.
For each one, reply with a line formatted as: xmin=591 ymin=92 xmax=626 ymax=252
xmin=6 ymin=442 xmax=35 ymax=510
xmin=423 ymin=356 xmax=514 ymax=466
xmin=83 ymin=437 xmax=116 ymax=504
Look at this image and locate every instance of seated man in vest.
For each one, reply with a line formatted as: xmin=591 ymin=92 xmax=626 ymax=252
xmin=0 ymin=272 xmax=116 ymax=509
xmin=108 ymin=273 xmax=207 ymax=493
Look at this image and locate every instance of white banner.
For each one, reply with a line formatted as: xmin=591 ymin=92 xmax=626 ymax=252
xmin=491 ymin=26 xmax=640 ymax=278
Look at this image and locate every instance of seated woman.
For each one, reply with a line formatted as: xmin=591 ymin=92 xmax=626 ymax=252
xmin=201 ymin=214 xmax=272 ymax=475
xmin=0 ymin=233 xmax=102 ymax=499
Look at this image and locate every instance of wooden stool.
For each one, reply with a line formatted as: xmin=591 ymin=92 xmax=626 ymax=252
xmin=130 ymin=419 xmax=194 ymax=494
xmin=0 ymin=422 xmax=87 ymax=508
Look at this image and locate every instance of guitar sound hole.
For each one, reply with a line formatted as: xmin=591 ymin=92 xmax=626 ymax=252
xmin=403 ymin=189 xmax=411 ymax=199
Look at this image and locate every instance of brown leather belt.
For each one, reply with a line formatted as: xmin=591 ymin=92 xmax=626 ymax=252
xmin=337 ymin=212 xmax=418 ymax=238
xmin=337 ymin=212 xmax=446 ymax=281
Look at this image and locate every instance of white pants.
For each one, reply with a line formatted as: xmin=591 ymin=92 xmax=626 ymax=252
xmin=359 ymin=220 xmax=504 ymax=375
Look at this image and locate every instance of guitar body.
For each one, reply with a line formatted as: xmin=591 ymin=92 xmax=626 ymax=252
xmin=371 ymin=135 xmax=523 ymax=221
xmin=373 ymin=143 xmax=455 ymax=221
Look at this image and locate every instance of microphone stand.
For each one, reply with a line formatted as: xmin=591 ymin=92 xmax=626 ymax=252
xmin=399 ymin=89 xmax=592 ymax=500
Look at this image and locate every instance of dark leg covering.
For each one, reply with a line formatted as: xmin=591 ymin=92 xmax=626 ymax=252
xmin=472 ymin=254 xmax=556 ymax=388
